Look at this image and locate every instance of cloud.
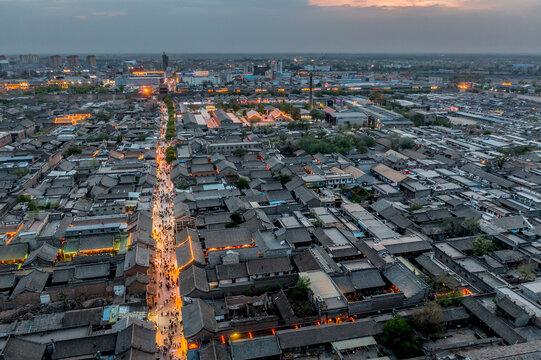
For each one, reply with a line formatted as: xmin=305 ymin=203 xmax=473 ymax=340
xmin=74 ymin=15 xmax=87 ymax=20
xmin=92 ymin=11 xmax=126 ymax=17
xmin=308 ymin=0 xmax=484 ymax=9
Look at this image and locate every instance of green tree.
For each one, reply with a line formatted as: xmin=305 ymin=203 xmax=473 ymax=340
xmin=165 ymin=146 xmax=177 ymax=164
xmin=389 ymin=134 xmax=401 ymax=150
xmin=400 ymin=137 xmax=415 ymax=149
xmin=362 ymin=135 xmax=376 ymax=147
xmin=443 ymin=218 xmax=480 ymax=238
xmin=310 ymin=109 xmax=324 ymax=120
xmin=176 ymin=179 xmax=189 ymax=190
xmin=381 ymin=317 xmax=421 ymax=359
xmin=495 ymin=154 xmax=510 ymax=169
xmin=275 ymin=173 xmax=292 ymax=186
xmin=237 ymin=177 xmax=250 ymax=190
xmin=473 ymin=235 xmax=496 ymax=255
xmin=292 ymin=276 xmax=311 ymax=299
xmin=462 ymin=219 xmax=481 ymax=235
xmin=95 ymin=111 xmax=110 ymax=121
xmin=65 ymin=146 xmax=82 ymax=156
xmin=411 ymin=113 xmax=424 ymax=127
xmin=16 ymin=195 xmax=31 ymax=203
xmin=437 ymin=291 xmax=462 ymax=308
xmin=233 ymin=147 xmax=247 ymax=157
xmin=312 ymin=219 xmax=324 ymax=228
xmin=517 ymin=261 xmax=536 ymax=281
xmin=349 ymin=186 xmax=373 ymax=203
xmin=230 ymin=212 xmax=243 ymax=224
xmin=96 ymin=133 xmax=109 ymax=141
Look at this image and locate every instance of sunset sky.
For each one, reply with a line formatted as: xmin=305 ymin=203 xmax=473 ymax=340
xmin=0 ymin=0 xmax=539 ymax=54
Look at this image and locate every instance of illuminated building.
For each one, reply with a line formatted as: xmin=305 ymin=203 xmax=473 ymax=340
xmin=116 ymin=71 xmax=165 ymax=88
xmin=54 ymin=113 xmax=92 ymax=125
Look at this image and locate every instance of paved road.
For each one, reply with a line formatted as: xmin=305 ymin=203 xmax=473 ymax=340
xmin=148 ymin=104 xmax=186 ymax=360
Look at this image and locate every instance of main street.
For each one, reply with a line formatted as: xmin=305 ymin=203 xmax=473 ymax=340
xmin=148 ymin=103 xmax=186 ymax=360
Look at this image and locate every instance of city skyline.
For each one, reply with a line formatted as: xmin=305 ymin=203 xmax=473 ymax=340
xmin=1 ymin=0 xmax=540 ymax=54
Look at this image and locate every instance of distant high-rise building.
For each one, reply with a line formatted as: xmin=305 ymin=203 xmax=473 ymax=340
xmin=86 ymin=55 xmax=96 ymax=67
xmin=50 ymin=55 xmax=62 ymax=68
xmin=67 ymin=55 xmax=79 ymax=68
xmin=0 ymin=57 xmax=9 ymax=71
xmin=162 ymin=52 xmax=169 ymax=71
xmin=22 ymin=54 xmax=39 ymax=64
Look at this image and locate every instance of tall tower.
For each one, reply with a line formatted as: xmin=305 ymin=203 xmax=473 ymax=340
xmin=86 ymin=55 xmax=96 ymax=67
xmin=50 ymin=55 xmax=62 ymax=68
xmin=162 ymin=52 xmax=169 ymax=72
xmin=308 ymin=72 xmax=313 ymax=109
xmin=67 ymin=55 xmax=79 ymax=68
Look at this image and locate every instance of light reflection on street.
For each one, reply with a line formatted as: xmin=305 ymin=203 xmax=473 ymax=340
xmin=148 ymin=103 xmax=186 ymax=360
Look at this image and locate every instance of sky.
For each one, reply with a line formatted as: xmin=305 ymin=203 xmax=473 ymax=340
xmin=1 ymin=0 xmax=540 ymax=54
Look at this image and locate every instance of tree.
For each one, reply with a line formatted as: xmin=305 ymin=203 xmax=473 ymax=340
xmin=16 ymin=195 xmax=31 ymax=203
xmin=348 ymin=186 xmax=373 ymax=203
xmin=400 ymin=137 xmax=415 ymax=149
xmin=473 ymin=235 xmax=496 ymax=255
xmin=495 ymin=154 xmax=510 ymax=169
xmin=410 ymin=302 xmax=443 ymax=338
xmin=310 ymin=109 xmax=324 ymax=120
xmin=409 ymin=204 xmax=423 ymax=211
xmin=275 ymin=173 xmax=292 ymax=186
xmin=230 ymin=212 xmax=243 ymax=224
xmin=381 ymin=317 xmax=421 ymax=359
xmin=96 ymin=133 xmax=109 ymax=141
xmin=233 ymin=147 xmax=247 ymax=157
xmin=462 ymin=219 xmax=481 ymax=236
xmin=237 ymin=177 xmax=250 ymax=190
xmin=176 ymin=179 xmax=189 ymax=190
xmin=411 ymin=113 xmax=424 ymax=127
xmin=389 ymin=134 xmax=401 ymax=150
xmin=290 ymin=107 xmax=301 ymax=121
xmin=65 ymin=146 xmax=82 ymax=156
xmin=165 ymin=146 xmax=177 ymax=164
xmin=517 ymin=261 xmax=536 ymax=281
xmin=292 ymin=276 xmax=311 ymax=299
xmin=437 ymin=291 xmax=462 ymax=308
xmin=95 ymin=111 xmax=110 ymax=121
xmin=362 ymin=135 xmax=376 ymax=147
xmin=443 ymin=218 xmax=480 ymax=238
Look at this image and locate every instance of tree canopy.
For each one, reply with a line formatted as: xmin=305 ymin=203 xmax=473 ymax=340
xmin=472 ymin=235 xmax=496 ymax=255
xmin=165 ymin=146 xmax=177 ymax=164
xmin=237 ymin=177 xmax=250 ymax=190
xmin=381 ymin=317 xmax=422 ymax=359
xmin=410 ymin=302 xmax=443 ymax=338
xmin=442 ymin=218 xmax=481 ymax=238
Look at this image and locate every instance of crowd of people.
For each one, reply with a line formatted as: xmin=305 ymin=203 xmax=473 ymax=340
xmin=149 ymin=107 xmax=185 ymax=360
